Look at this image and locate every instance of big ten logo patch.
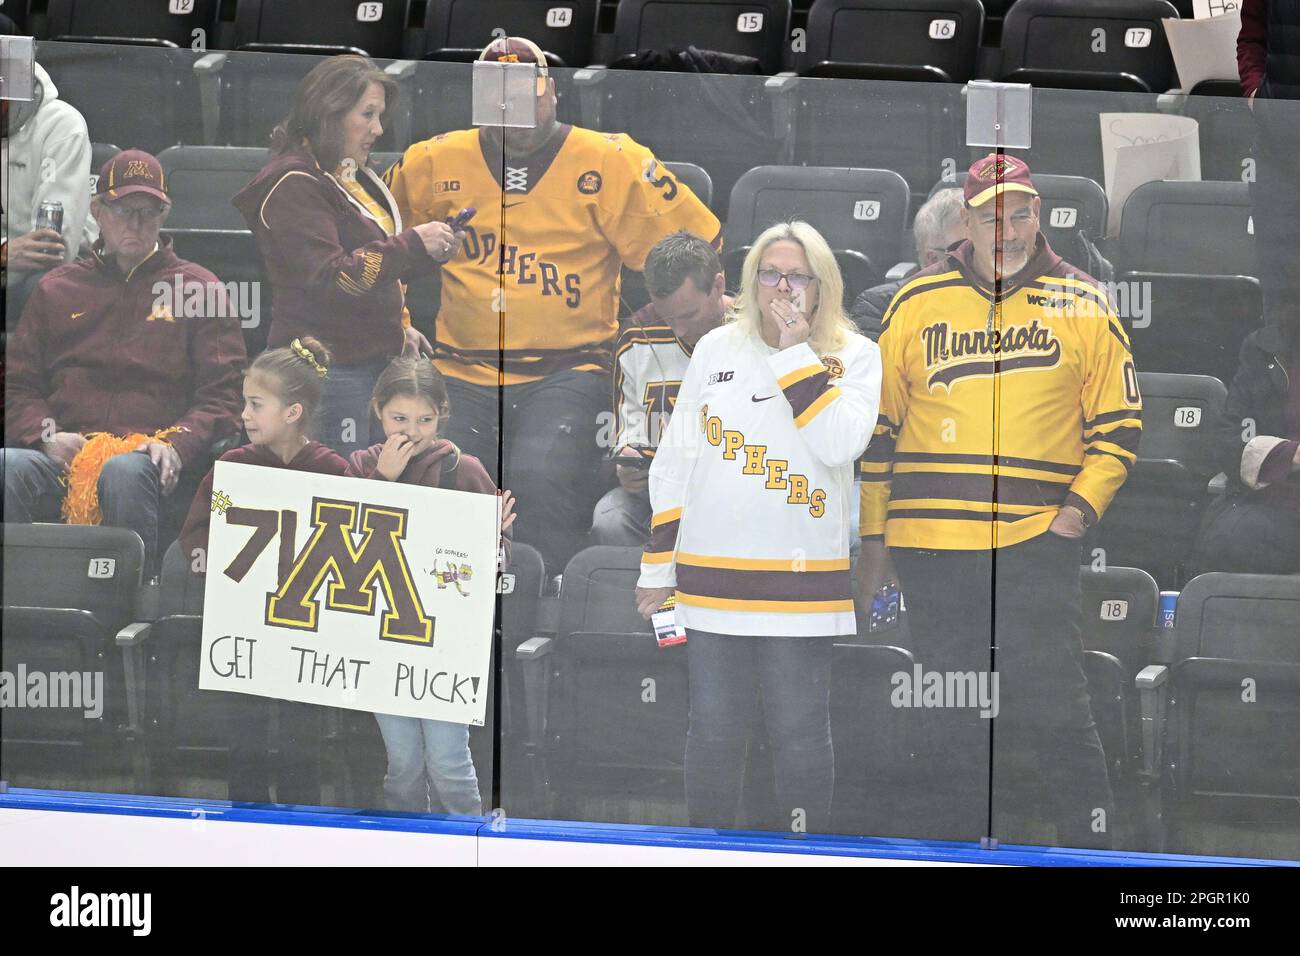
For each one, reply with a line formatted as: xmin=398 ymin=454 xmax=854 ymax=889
xmin=698 ymin=404 xmax=827 ymax=517
xmin=221 ymin=498 xmax=434 ymax=647
xmin=708 ymin=370 xmax=734 ymax=385
xmin=434 ymin=180 xmax=462 ymax=193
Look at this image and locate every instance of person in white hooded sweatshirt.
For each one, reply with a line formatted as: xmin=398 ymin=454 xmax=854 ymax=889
xmin=2 ymin=61 xmax=96 ymax=324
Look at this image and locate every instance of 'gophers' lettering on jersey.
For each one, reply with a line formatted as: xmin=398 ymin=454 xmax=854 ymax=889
xmin=459 ymin=225 xmax=581 ymax=308
xmin=921 ymin=319 xmax=1062 ymax=391
xmin=699 ymin=404 xmax=827 ymax=518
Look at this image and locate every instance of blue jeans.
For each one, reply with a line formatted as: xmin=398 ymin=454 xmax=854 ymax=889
xmin=318 ymin=358 xmax=390 ymax=458
xmin=374 ymin=712 xmax=482 ymax=815
xmin=685 ymin=630 xmax=834 ymax=833
xmin=442 ymin=369 xmax=607 ymax=573
xmin=3 ymin=447 xmax=161 ymax=572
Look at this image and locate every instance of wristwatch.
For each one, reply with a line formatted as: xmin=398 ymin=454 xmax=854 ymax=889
xmin=1064 ymin=504 xmax=1092 ymax=529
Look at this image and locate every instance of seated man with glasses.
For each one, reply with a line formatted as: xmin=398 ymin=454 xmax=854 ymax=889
xmin=5 ymin=149 xmax=246 ymax=574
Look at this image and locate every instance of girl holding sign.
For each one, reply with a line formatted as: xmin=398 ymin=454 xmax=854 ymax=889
xmin=344 ymin=356 xmax=516 ymax=816
xmin=179 ymin=336 xmax=349 ymax=806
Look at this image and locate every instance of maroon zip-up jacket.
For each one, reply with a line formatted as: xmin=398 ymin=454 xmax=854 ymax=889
xmin=178 ymin=440 xmax=349 ymax=562
xmin=345 ymin=438 xmax=512 ymax=564
xmin=233 ymin=146 xmax=437 ymax=366
xmin=4 ymin=236 xmax=246 ymax=468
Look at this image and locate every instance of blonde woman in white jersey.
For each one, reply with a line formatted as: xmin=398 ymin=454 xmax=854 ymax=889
xmin=636 ymin=221 xmax=881 ymax=832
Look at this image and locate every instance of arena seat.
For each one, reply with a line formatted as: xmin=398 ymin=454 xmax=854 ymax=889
xmin=1 ymin=523 xmax=145 ymax=787
xmin=38 ymin=40 xmax=202 ymax=152
xmin=929 ymin=170 xmax=1109 ymax=272
xmin=572 ymin=59 xmax=778 ymax=229
xmin=1 ymin=0 xmax=29 ymax=33
xmin=1078 ymin=564 xmax=1160 ymax=785
xmin=89 ymin=141 xmax=121 ymax=190
xmin=124 ymin=539 xmax=335 ymax=805
xmin=421 ymin=0 xmax=599 ymax=67
xmin=612 ymin=0 xmax=793 ymax=74
xmin=774 ymin=66 xmax=965 ymax=208
xmin=1092 ymin=372 xmax=1227 ymax=589
xmin=1117 ymin=179 xmax=1262 ymax=385
xmin=1182 ymin=86 xmax=1253 ymax=184
xmin=232 ymin=0 xmax=414 ymax=59
xmin=1117 ymin=179 xmax=1256 ymax=278
xmin=198 ymin=2 xmax=415 ymax=149
xmin=517 ymin=545 xmax=688 ymax=820
xmin=999 ymin=0 xmax=1180 ymax=94
xmin=1141 ymin=573 xmax=1300 ymax=852
xmin=798 ymin=0 xmax=983 ymax=83
xmin=157 ymin=145 xmax=273 ymax=356
xmin=724 ymin=165 xmax=911 ymax=299
xmin=44 ymin=0 xmax=220 ymax=46
xmin=616 ymin=159 xmax=715 ymax=313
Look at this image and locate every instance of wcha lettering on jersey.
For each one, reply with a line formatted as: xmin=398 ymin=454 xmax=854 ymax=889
xmin=50 ymin=886 xmax=152 ymax=936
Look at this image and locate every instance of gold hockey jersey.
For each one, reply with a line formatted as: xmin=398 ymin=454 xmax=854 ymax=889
xmin=384 ymin=125 xmax=721 ymax=386
xmin=859 ymin=237 xmax=1143 ymax=550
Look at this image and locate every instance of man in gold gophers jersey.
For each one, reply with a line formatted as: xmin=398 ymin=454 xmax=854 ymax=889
xmin=384 ymin=36 xmax=721 ymax=572
xmin=857 ymin=154 xmax=1142 ymax=849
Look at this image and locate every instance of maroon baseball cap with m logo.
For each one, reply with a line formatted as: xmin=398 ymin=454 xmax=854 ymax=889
xmin=96 ymin=149 xmax=169 ymax=204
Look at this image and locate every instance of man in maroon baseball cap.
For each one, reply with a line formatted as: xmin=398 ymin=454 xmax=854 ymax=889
xmin=857 ymin=149 xmax=1140 ymax=849
xmin=961 ymin=151 xmax=1041 ymax=286
xmin=5 ymin=147 xmax=245 ymax=575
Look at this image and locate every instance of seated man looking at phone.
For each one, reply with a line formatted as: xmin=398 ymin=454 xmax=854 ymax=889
xmin=590 ymin=231 xmax=731 ymax=547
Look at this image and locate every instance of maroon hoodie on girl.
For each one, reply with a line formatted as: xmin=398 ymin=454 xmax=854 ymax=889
xmin=178 ymin=440 xmax=348 ymax=564
xmin=345 ymin=438 xmax=512 ymax=563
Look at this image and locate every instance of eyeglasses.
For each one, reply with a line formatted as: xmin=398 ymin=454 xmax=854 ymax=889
xmin=756 ymin=268 xmax=817 ymax=291
xmin=102 ymin=203 xmax=167 ymax=226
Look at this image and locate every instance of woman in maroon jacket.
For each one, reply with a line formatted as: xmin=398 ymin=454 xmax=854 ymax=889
xmin=233 ymin=55 xmax=462 ymax=457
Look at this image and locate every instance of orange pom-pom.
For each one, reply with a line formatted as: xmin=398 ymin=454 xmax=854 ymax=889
xmin=61 ymin=427 xmax=184 ymax=525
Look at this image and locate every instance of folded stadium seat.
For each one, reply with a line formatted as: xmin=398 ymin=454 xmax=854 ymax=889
xmin=1077 ymin=564 xmax=1159 ymax=799
xmin=571 ymin=52 xmax=777 ymax=230
xmin=201 ymin=0 xmax=416 ymax=148
xmin=36 ymin=40 xmax=204 ymax=153
xmin=1139 ymin=572 xmax=1300 ymax=855
xmin=2 ymin=0 xmax=29 ymax=33
xmin=1 ymin=523 xmax=145 ymax=790
xmin=999 ymin=0 xmax=1180 ymax=94
xmin=779 ymin=0 xmax=979 ymax=209
xmin=89 ymin=141 xmax=122 ymax=189
xmin=121 ymin=540 xmax=291 ymax=802
xmin=43 ymin=0 xmax=220 ymax=45
xmin=1116 ymin=179 xmax=1261 ymax=386
xmin=1092 ymin=372 xmax=1227 ymax=590
xmin=41 ymin=0 xmax=220 ymax=149
xmin=516 ymin=545 xmax=689 ymax=823
xmin=724 ymin=165 xmax=911 ymax=303
xmin=829 ymin=643 xmax=921 ymax=837
xmin=617 ymin=160 xmax=715 ymax=314
xmin=1182 ymin=81 xmax=1253 ymax=184
xmin=157 ymin=144 xmax=278 ymax=357
xmin=612 ymin=0 xmax=793 ymax=74
xmin=929 ymin=170 xmax=1110 ymax=276
xmin=477 ymin=541 xmax=547 ymax=811
xmin=420 ymin=0 xmax=599 ymax=66
xmin=797 ymin=0 xmax=983 ymax=83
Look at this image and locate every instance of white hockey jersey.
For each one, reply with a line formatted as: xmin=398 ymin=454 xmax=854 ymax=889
xmin=638 ymin=322 xmax=881 ymax=637
xmin=611 ymin=303 xmax=693 ymax=453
